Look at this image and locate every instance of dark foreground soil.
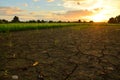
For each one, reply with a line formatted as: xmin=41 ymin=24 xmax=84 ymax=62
xmin=0 ymin=25 xmax=120 ymax=80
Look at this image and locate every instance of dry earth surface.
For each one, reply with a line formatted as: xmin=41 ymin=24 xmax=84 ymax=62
xmin=0 ymin=24 xmax=120 ymax=80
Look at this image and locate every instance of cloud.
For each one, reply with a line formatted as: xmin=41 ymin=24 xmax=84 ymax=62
xmin=33 ymin=0 xmax=40 ymax=2
xmin=62 ymin=0 xmax=103 ymax=10
xmin=19 ymin=15 xmax=36 ymax=21
xmin=47 ymin=0 xmax=54 ymax=2
xmin=0 ymin=7 xmax=97 ymax=21
xmin=0 ymin=7 xmax=27 ymax=21
xmin=54 ymin=10 xmax=94 ymax=21
xmin=0 ymin=6 xmax=102 ymax=21
xmin=0 ymin=1 xmax=107 ymax=22
xmin=57 ymin=10 xmax=93 ymax=16
xmin=23 ymin=3 xmax=28 ymax=7
xmin=0 ymin=7 xmax=25 ymax=16
xmin=36 ymin=6 xmax=40 ymax=9
xmin=94 ymin=8 xmax=103 ymax=12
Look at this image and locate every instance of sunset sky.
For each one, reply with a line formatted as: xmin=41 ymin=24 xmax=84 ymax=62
xmin=0 ymin=0 xmax=120 ymax=22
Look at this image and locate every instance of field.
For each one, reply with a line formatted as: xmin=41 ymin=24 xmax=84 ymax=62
xmin=0 ymin=23 xmax=120 ymax=80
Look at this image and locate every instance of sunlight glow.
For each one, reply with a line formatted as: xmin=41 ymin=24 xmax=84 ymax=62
xmin=92 ymin=14 xmax=106 ymax=22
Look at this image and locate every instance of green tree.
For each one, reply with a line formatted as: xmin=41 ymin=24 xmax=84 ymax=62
xmin=0 ymin=19 xmax=8 ymax=23
xmin=89 ymin=20 xmax=94 ymax=23
xmin=41 ymin=20 xmax=45 ymax=23
xmin=49 ymin=20 xmax=53 ymax=23
xmin=11 ymin=16 xmax=20 ymax=23
xmin=37 ymin=20 xmax=41 ymax=23
xmin=108 ymin=17 xmax=117 ymax=23
xmin=78 ymin=19 xmax=82 ymax=23
xmin=116 ymin=15 xmax=120 ymax=23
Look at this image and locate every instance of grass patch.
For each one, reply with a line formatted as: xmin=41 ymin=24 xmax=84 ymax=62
xmin=0 ymin=23 xmax=84 ymax=32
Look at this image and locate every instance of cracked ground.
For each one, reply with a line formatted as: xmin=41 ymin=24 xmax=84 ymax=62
xmin=0 ymin=24 xmax=120 ymax=80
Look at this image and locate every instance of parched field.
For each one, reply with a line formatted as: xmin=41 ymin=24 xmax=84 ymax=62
xmin=0 ymin=23 xmax=120 ymax=80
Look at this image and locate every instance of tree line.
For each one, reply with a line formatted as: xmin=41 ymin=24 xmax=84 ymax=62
xmin=108 ymin=15 xmax=120 ymax=23
xmin=0 ymin=16 xmax=94 ymax=23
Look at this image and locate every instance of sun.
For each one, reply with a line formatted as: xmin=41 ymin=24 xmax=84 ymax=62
xmin=92 ymin=14 xmax=105 ymax=22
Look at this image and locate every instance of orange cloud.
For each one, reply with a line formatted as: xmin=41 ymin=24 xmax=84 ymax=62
xmin=55 ymin=10 xmax=94 ymax=20
xmin=0 ymin=7 xmax=25 ymax=15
